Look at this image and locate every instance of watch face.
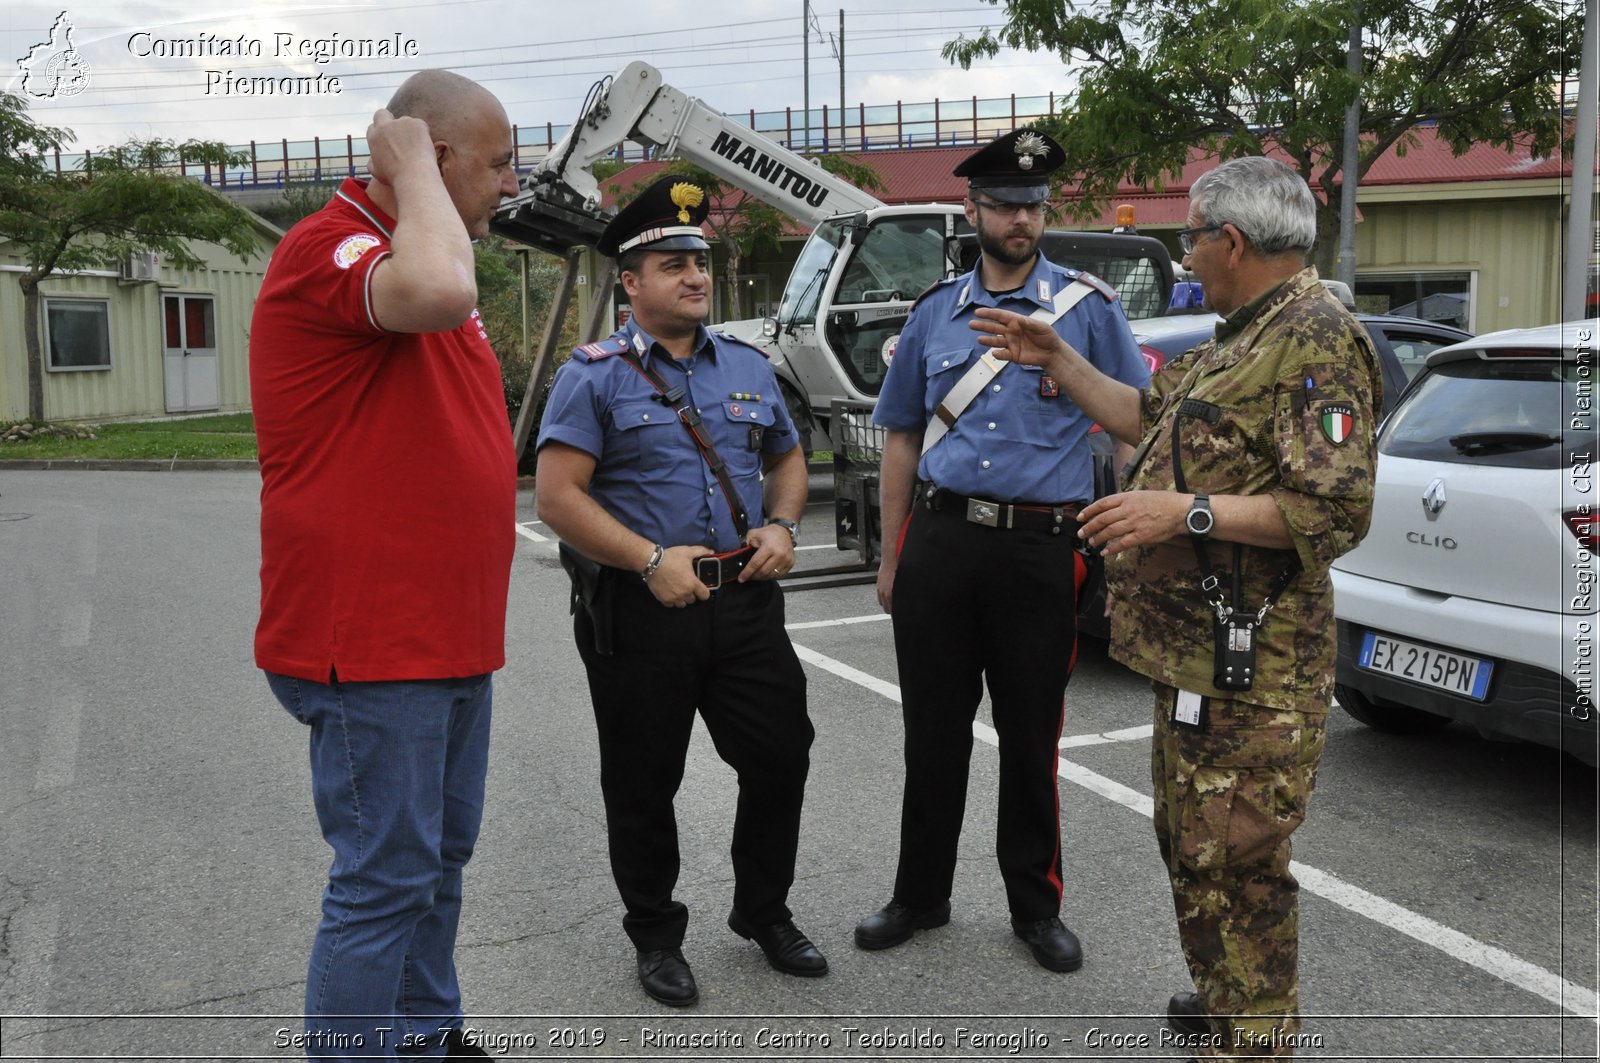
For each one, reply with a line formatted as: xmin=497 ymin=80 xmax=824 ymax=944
xmin=1187 ymin=508 xmax=1213 ymax=535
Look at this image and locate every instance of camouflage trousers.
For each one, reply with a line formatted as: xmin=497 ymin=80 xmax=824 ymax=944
xmin=1150 ymin=683 xmax=1328 ymax=1058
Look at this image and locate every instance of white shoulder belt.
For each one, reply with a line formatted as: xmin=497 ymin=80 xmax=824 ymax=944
xmin=921 ymin=279 xmax=1096 ymax=456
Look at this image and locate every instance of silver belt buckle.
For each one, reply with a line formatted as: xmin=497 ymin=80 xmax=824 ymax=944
xmin=695 ymin=554 xmax=725 ymax=590
xmin=966 ymin=497 xmax=1000 ymax=527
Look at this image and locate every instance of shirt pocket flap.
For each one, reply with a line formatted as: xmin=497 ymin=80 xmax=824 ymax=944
xmin=614 ymin=398 xmax=673 ymax=433
xmin=925 ymin=348 xmax=972 ymax=379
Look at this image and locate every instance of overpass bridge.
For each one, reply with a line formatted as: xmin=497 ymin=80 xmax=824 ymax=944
xmin=32 ymin=90 xmax=1064 ymax=209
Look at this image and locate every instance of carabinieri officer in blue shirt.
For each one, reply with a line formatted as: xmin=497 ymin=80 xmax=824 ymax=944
xmin=855 ymin=129 xmax=1149 ymax=972
xmin=535 ymin=176 xmax=821 ymax=1008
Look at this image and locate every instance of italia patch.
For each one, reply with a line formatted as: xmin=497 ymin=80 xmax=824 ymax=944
xmin=332 ymin=233 xmax=382 ymax=270
xmin=1319 ymin=403 xmax=1356 ymax=445
xmin=1040 ymin=375 xmax=1060 ymax=398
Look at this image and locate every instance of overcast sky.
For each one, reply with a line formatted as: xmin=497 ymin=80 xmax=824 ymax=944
xmin=4 ymin=1 xmax=1077 ymax=152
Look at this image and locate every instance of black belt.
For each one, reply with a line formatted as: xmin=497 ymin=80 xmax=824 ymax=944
xmin=604 ymin=545 xmax=759 ymax=594
xmin=694 ymin=546 xmax=758 ymax=590
xmin=922 ymin=487 xmax=1082 ymax=535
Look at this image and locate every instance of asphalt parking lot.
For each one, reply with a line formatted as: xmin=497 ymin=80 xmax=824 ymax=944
xmin=0 ymin=469 xmax=1595 ymax=1062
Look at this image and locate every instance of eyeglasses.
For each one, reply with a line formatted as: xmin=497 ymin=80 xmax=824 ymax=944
xmin=1177 ymin=224 xmax=1224 ymax=254
xmin=971 ymin=197 xmax=1051 ymax=218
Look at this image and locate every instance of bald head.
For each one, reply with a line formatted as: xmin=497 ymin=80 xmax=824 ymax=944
xmin=374 ymin=69 xmax=517 ymax=241
xmin=387 ymin=69 xmax=504 ymax=145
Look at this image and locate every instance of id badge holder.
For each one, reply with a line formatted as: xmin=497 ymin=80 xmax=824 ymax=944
xmin=1172 ymin=689 xmax=1208 ymax=731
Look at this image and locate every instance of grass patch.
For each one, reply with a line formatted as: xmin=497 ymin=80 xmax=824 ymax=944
xmin=0 ymin=414 xmax=258 ymax=461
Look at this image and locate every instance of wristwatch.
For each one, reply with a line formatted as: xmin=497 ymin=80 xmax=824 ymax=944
xmin=1185 ymin=494 xmax=1214 ymax=538
xmin=770 ymin=518 xmax=800 ymax=545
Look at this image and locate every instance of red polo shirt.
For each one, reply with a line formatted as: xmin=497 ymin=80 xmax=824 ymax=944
xmin=251 ymin=178 xmax=515 ymax=681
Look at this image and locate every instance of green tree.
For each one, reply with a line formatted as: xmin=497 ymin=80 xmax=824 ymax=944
xmin=945 ymin=0 xmax=1577 ymax=272
xmin=0 ymin=92 xmax=259 ymax=421
xmin=472 ymin=235 xmax=580 ymax=429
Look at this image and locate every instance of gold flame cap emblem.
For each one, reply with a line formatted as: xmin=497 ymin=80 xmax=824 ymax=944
xmin=670 ymin=182 xmax=705 ymax=224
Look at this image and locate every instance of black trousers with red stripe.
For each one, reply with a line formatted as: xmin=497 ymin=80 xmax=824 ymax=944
xmin=574 ymin=576 xmax=813 ymax=952
xmin=887 ymin=502 xmax=1083 ymax=921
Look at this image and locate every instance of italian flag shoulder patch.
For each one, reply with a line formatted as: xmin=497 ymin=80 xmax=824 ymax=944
xmin=1319 ymin=403 xmax=1355 ymax=445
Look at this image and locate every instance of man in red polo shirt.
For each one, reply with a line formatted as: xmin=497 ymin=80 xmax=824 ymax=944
xmin=250 ymin=68 xmax=517 ymax=1060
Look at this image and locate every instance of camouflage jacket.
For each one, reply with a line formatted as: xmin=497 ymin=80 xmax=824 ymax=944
xmin=1108 ymin=268 xmax=1383 ymax=711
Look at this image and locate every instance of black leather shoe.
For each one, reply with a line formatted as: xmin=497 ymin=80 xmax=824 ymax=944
xmin=854 ymin=899 xmax=952 ymax=950
xmin=443 ymin=1028 xmax=491 ymax=1058
xmin=1167 ymin=990 xmax=1212 ymax=1037
xmin=1010 ymin=916 xmax=1083 ymax=972
xmin=727 ymin=912 xmax=828 ymax=976
xmin=636 ymin=947 xmax=699 ymax=1006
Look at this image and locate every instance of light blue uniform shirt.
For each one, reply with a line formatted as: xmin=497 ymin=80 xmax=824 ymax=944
xmin=537 ymin=320 xmax=797 ymax=554
xmin=873 ymin=252 xmax=1149 ymax=502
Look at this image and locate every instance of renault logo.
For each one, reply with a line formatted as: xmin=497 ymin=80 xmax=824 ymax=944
xmin=1421 ymin=477 xmax=1447 ymax=519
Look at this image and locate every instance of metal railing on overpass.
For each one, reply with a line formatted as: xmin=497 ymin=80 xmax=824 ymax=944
xmin=27 ymin=92 xmax=1062 ymax=191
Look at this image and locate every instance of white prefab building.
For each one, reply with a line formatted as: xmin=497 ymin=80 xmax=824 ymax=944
xmin=0 ymin=215 xmax=282 ymax=424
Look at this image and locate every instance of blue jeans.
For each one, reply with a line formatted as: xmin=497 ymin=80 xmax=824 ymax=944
xmin=267 ymin=671 xmax=493 ymax=1061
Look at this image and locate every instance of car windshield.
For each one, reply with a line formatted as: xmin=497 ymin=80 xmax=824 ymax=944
xmin=833 ymin=215 xmax=948 ymax=305
xmin=1381 ymin=357 xmax=1576 ymax=469
xmin=1382 ymin=329 xmax=1467 ymax=383
xmin=777 ymin=219 xmax=848 ymax=326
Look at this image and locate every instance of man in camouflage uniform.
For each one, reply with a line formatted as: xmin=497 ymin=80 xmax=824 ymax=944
xmin=967 ymin=156 xmax=1382 ymax=1057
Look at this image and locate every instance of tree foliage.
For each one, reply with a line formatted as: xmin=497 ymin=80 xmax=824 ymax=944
xmin=471 ymin=235 xmax=581 ymax=433
xmin=0 ymin=92 xmax=261 ymax=421
xmin=254 ymin=180 xmax=343 ymax=230
xmin=944 ymin=0 xmax=1577 ymax=270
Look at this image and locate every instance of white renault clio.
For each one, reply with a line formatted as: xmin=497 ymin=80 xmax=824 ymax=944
xmin=1331 ymin=321 xmax=1598 ymax=765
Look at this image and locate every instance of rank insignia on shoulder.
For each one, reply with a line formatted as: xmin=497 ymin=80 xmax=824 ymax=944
xmin=574 ymin=337 xmax=629 ymax=362
xmin=1078 ymin=271 xmax=1118 ymax=302
xmin=1319 ymin=403 xmax=1356 ymax=445
xmin=1040 ymin=375 xmax=1060 ymax=398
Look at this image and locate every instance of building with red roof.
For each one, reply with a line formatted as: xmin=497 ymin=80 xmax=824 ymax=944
xmin=596 ymin=123 xmax=1575 ymax=334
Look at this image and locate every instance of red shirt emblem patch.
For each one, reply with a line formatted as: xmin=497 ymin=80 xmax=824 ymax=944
xmin=332 ymin=233 xmax=381 ymax=270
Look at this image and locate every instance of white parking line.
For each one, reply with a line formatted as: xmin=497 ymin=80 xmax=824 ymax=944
xmin=788 ymin=638 xmax=1598 ymax=1019
xmin=788 ymin=613 xmax=892 ymax=632
xmin=514 ymin=522 xmax=548 ymax=543
xmin=791 ymin=644 xmax=901 ymax=703
xmin=1061 ymin=724 xmax=1154 ymax=748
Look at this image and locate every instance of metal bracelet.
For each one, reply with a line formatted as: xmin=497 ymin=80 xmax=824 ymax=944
xmin=640 ymin=543 xmax=665 ymax=582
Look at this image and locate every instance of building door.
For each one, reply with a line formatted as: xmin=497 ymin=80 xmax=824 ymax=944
xmin=163 ymin=295 xmax=219 ymax=412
